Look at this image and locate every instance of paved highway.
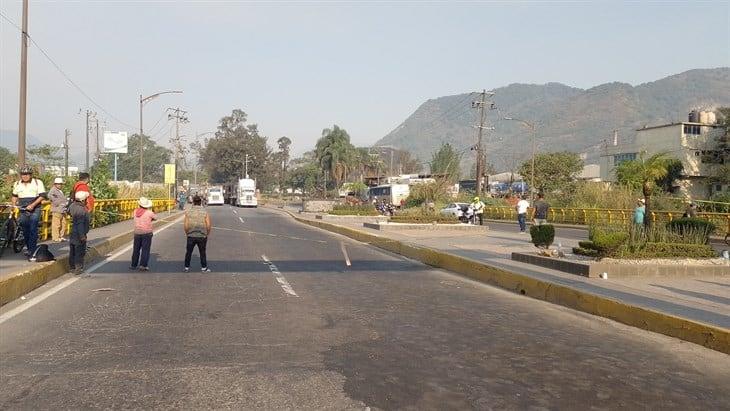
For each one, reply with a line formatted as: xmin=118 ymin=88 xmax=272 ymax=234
xmin=1 ymin=206 xmax=728 ymax=409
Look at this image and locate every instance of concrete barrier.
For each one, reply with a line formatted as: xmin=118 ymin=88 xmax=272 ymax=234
xmin=0 ymin=213 xmax=183 ymax=306
xmin=280 ymin=209 xmax=729 ymax=355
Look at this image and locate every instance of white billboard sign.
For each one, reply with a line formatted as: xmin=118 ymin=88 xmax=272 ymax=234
xmin=103 ymin=131 xmax=128 ymax=154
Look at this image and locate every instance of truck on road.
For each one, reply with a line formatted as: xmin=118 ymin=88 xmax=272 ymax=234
xmin=230 ymin=178 xmax=257 ymax=207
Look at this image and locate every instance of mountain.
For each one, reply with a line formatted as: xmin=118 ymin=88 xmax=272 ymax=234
xmin=0 ymin=130 xmax=48 ymax=153
xmin=375 ymin=68 xmax=730 ymax=173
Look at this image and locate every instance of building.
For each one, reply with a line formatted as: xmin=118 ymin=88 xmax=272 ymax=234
xmin=599 ymin=110 xmax=726 ymax=199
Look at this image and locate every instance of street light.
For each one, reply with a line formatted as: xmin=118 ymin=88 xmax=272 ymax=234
xmin=139 ymin=90 xmax=182 ymax=193
xmin=503 ymin=117 xmax=536 ymax=201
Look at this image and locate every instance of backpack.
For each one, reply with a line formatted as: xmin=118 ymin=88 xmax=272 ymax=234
xmin=31 ymin=244 xmax=55 ymax=262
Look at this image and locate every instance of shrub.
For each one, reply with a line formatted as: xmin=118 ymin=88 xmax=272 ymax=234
xmin=529 ymin=224 xmax=555 ymax=248
xmin=404 ymin=180 xmax=452 ymax=207
xmin=578 ymin=241 xmax=598 ymax=250
xmin=390 ymin=207 xmax=459 ymax=224
xmin=573 ymin=246 xmax=599 ymax=257
xmin=614 ymin=243 xmax=717 ymax=259
xmin=590 ymin=227 xmax=629 ymax=257
xmin=329 ymin=204 xmax=378 ymax=216
xmin=666 ymin=218 xmax=716 ymax=244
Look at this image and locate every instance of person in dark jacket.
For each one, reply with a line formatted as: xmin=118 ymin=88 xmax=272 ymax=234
xmin=68 ymin=191 xmax=91 ymax=274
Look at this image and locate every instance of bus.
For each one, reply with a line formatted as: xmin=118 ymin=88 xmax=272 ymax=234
xmin=367 ymin=184 xmax=410 ymax=206
xmin=207 ymin=185 xmax=225 ymax=206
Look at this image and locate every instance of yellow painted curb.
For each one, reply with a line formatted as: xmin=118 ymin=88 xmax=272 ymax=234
xmin=281 ymin=209 xmax=729 ymax=355
xmin=0 ymin=214 xmax=183 ymax=306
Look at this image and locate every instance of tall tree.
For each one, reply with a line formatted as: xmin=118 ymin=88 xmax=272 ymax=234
xmin=276 ymin=136 xmax=292 ymax=193
xmin=115 ymin=134 xmax=172 ymax=182
xmin=0 ymin=147 xmax=17 ymax=174
xmin=710 ymin=107 xmax=730 ymax=191
xmin=429 ymin=143 xmax=460 ymax=181
xmin=518 ymin=151 xmax=583 ymax=193
xmin=395 ymin=149 xmax=421 ymax=174
xmin=315 ymin=125 xmax=357 ymax=189
xmin=615 ymin=152 xmax=670 ymax=227
xmin=27 ymin=144 xmax=63 ymax=170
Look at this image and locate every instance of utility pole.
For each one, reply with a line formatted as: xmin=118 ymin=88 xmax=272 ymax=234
xmin=472 ymin=90 xmax=495 ymax=197
xmin=167 ymin=107 xmax=189 ymax=196
xmin=63 ymin=129 xmax=70 ymax=177
xmin=17 ymin=0 xmax=29 ymax=166
xmin=95 ymin=118 xmax=100 ymax=162
xmin=139 ymin=90 xmax=183 ymax=194
xmin=244 ymin=153 xmax=249 ymax=179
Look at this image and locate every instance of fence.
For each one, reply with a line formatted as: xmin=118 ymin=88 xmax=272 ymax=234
xmin=483 ymin=206 xmax=730 ymax=235
xmin=0 ymin=198 xmax=175 ymax=242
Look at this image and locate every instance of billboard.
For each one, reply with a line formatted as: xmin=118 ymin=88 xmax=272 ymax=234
xmin=103 ymin=131 xmax=128 ymax=154
xmin=164 ymin=164 xmax=176 ymax=184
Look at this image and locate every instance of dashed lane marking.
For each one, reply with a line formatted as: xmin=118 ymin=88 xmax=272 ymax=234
xmin=212 ymin=226 xmax=326 ymax=243
xmin=239 ymin=217 xmax=245 ymax=224
xmin=261 ymin=254 xmax=298 ymax=297
xmin=340 ymin=242 xmax=351 ymax=267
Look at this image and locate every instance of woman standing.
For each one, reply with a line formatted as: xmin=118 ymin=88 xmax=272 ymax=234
xmin=130 ymin=197 xmax=156 ymax=271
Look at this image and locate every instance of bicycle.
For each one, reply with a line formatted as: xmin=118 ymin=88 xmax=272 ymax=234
xmin=0 ymin=206 xmax=27 ymax=258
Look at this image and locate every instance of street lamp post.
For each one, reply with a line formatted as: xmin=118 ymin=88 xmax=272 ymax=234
xmin=139 ymin=90 xmax=182 ymax=193
xmin=504 ymin=117 xmax=536 ymax=201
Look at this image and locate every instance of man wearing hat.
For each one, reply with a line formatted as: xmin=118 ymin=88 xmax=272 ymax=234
xmin=68 ymin=190 xmax=91 ymax=274
xmin=130 ymin=197 xmax=157 ymax=271
xmin=48 ymin=177 xmax=68 ymax=242
xmin=469 ymin=196 xmax=485 ymax=225
xmin=11 ymin=164 xmax=47 ymax=259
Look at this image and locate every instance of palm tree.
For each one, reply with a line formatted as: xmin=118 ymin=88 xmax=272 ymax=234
xmin=315 ymin=126 xmax=357 ymax=190
xmin=615 ymin=152 xmax=670 ymax=227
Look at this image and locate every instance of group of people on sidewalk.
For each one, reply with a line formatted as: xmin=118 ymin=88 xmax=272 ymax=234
xmin=10 ymin=165 xmax=94 ymax=263
xmin=469 ymin=193 xmax=550 ymax=234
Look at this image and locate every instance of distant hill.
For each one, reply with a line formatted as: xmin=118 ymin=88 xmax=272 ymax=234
xmin=375 ymin=68 xmax=730 ymax=173
xmin=0 ymin=130 xmax=84 ymax=166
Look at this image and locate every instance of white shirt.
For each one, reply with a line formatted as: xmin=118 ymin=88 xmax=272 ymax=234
xmin=516 ymin=199 xmax=530 ymax=214
xmin=12 ymin=178 xmax=46 ymax=199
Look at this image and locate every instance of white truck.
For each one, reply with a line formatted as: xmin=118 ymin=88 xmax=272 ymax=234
xmin=207 ymin=185 xmax=225 ymax=206
xmin=234 ymin=178 xmax=257 ymax=207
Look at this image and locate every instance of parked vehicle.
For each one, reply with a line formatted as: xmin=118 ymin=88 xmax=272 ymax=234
xmin=207 ymin=186 xmax=225 ymax=206
xmin=0 ymin=206 xmax=26 ymax=258
xmin=232 ymin=178 xmax=257 ymax=207
xmin=440 ymin=203 xmax=469 ymax=218
xmin=368 ymin=184 xmax=409 ymax=207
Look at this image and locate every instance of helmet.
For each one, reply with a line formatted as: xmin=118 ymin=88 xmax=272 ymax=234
xmin=473 ymin=196 xmax=480 ymax=201
xmin=19 ymin=164 xmax=33 ymax=174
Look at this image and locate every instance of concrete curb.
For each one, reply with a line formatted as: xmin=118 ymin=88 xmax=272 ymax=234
xmin=0 ymin=213 xmax=183 ymax=306
xmin=266 ymin=206 xmax=729 ymax=354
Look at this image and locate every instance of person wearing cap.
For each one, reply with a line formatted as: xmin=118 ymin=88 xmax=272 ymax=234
xmin=130 ymin=197 xmax=157 ymax=271
xmin=633 ymin=198 xmax=646 ymax=226
xmin=71 ymin=172 xmax=95 ymax=213
xmin=68 ymin=191 xmax=91 ymax=274
xmin=11 ymin=164 xmax=47 ymax=258
xmin=469 ymin=196 xmax=485 ymax=225
xmin=48 ymin=177 xmax=68 ymax=242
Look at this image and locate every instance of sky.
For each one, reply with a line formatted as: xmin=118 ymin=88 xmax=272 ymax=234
xmin=1 ymin=1 xmax=729 ymax=164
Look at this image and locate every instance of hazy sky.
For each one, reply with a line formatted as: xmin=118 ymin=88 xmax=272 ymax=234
xmin=1 ymin=1 xmax=729 ymax=161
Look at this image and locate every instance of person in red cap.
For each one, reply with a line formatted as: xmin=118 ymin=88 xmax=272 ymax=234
xmin=71 ymin=172 xmax=95 ymax=213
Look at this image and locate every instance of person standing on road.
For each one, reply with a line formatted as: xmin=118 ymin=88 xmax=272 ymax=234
xmin=68 ymin=191 xmax=90 ymax=274
xmin=183 ymin=195 xmax=212 ymax=272
xmin=683 ymin=201 xmax=697 ymax=218
xmin=470 ymin=196 xmax=485 ymax=225
xmin=71 ymin=172 xmax=95 ymax=213
xmin=633 ymin=199 xmax=646 ymax=226
xmin=11 ymin=165 xmax=47 ymax=259
xmin=130 ymin=197 xmax=156 ymax=271
xmin=532 ymin=193 xmax=550 ymax=226
xmin=516 ymin=195 xmax=530 ymax=233
xmin=48 ymin=177 xmax=67 ymax=242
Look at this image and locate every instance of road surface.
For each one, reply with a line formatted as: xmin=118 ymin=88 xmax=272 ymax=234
xmin=1 ymin=206 xmax=728 ymax=409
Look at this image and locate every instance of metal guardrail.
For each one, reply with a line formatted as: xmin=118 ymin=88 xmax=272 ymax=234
xmin=0 ymin=198 xmax=174 ymax=242
xmin=483 ymin=206 xmax=730 ymax=235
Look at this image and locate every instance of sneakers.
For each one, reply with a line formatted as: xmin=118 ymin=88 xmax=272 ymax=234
xmin=138 ymin=266 xmax=149 ymax=272
xmin=183 ymin=267 xmax=190 ymax=272
xmin=201 ymin=267 xmax=211 ymax=272
xmin=128 ymin=265 xmax=137 ymax=271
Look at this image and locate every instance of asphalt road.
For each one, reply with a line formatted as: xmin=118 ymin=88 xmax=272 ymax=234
xmin=1 ymin=205 xmax=729 ymax=410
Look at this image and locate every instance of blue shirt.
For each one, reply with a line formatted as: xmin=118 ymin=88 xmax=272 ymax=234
xmin=633 ymin=205 xmax=645 ymax=224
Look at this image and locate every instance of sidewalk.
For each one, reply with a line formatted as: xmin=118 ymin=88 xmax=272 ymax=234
xmin=281 ymin=206 xmax=730 ymax=333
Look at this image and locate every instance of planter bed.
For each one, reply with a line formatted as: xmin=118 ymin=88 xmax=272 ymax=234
xmin=363 ymin=222 xmax=489 ymax=232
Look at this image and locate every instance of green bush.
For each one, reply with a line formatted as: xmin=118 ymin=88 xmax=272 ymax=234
xmin=404 ymin=180 xmax=452 ymax=207
xmin=329 ymin=204 xmax=379 ymax=216
xmin=615 ymin=243 xmax=717 ymax=259
xmin=390 ymin=215 xmax=460 ymax=224
xmin=578 ymin=240 xmax=598 ymax=250
xmin=666 ymin=218 xmax=716 ymax=244
xmin=591 ymin=229 xmax=629 ymax=257
xmin=572 ymin=246 xmax=599 ymax=257
xmin=529 ymin=224 xmax=555 ymax=248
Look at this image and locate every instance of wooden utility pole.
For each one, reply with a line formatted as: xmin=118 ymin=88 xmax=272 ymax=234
xmin=472 ymin=90 xmax=495 ymax=197
xmin=17 ymin=0 xmax=29 ymax=166
xmin=167 ymin=107 xmax=188 ymax=195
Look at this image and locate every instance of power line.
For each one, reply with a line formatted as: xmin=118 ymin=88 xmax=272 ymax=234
xmin=0 ymin=10 xmax=136 ymax=130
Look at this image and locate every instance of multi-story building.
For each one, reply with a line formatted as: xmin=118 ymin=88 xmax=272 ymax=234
xmin=599 ymin=110 xmax=726 ymax=199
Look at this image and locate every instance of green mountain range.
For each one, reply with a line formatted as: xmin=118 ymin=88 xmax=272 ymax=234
xmin=375 ymin=68 xmax=730 ymax=173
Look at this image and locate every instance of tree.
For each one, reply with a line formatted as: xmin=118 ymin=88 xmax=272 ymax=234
xmin=287 ymin=163 xmax=321 ymax=197
xmin=709 ymin=107 xmax=730 ymax=191
xmin=200 ymin=109 xmax=273 ymax=188
xmin=615 ymin=152 xmax=670 ymax=227
xmin=115 ymin=134 xmax=172 ymax=182
xmin=315 ymin=125 xmax=357 ymax=189
xmin=275 ymin=136 xmax=292 ymax=194
xmin=395 ymin=149 xmax=421 ymax=174
xmin=518 ymin=151 xmax=583 ymax=193
xmin=0 ymin=147 xmax=17 ymax=174
xmin=27 ymin=144 xmax=63 ymax=170
xmin=429 ymin=143 xmax=460 ymax=181
xmin=656 ymin=159 xmax=684 ymax=193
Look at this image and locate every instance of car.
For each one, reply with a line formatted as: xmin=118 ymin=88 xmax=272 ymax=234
xmin=440 ymin=203 xmax=469 ymax=218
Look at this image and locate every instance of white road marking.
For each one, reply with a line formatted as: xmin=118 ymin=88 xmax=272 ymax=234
xmin=0 ymin=216 xmax=184 ymax=325
xmin=340 ymin=242 xmax=351 ymax=267
xmin=212 ymin=226 xmax=326 ymax=243
xmin=261 ymin=254 xmax=298 ymax=297
xmin=239 ymin=217 xmax=244 ymax=224
xmin=233 ymin=210 xmax=238 ymax=214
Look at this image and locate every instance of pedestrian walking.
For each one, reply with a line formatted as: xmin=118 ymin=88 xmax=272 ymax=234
xmin=633 ymin=199 xmax=646 ymax=226
xmin=177 ymin=190 xmax=187 ymax=211
xmin=683 ymin=201 xmax=697 ymax=218
xmin=11 ymin=165 xmax=47 ymax=260
xmin=516 ymin=195 xmax=530 ymax=233
xmin=71 ymin=172 xmax=95 ymax=213
xmin=130 ymin=197 xmax=156 ymax=271
xmin=470 ymin=196 xmax=485 ymax=225
xmin=532 ymin=193 xmax=550 ymax=226
xmin=183 ymin=195 xmax=212 ymax=272
xmin=68 ymin=191 xmax=90 ymax=274
xmin=48 ymin=177 xmax=67 ymax=242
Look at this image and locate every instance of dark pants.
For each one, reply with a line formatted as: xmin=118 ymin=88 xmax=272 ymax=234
xmin=131 ymin=233 xmax=153 ymax=268
xmin=476 ymin=213 xmax=483 ymax=226
xmin=184 ymin=236 xmax=208 ymax=268
xmin=69 ymin=242 xmax=86 ymax=269
xmin=18 ymin=208 xmax=40 ymax=254
xmin=518 ymin=213 xmax=527 ymax=232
